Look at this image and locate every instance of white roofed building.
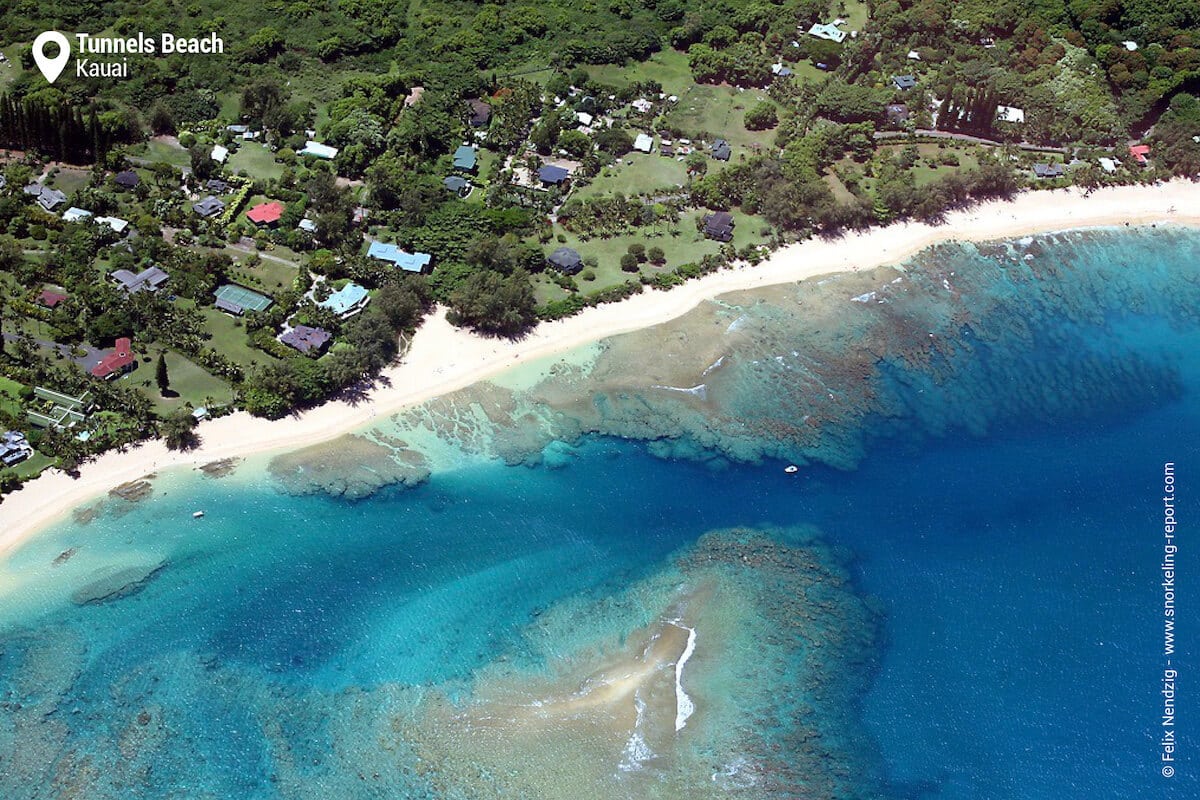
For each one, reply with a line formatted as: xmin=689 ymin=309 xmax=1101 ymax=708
xmin=996 ymin=105 xmax=1026 ymax=124
xmin=300 ymin=141 xmax=339 ymax=159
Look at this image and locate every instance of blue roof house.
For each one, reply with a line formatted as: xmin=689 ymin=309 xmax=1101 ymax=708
xmin=319 ymin=282 xmax=371 ymax=318
xmin=538 ymin=164 xmax=570 ymax=186
xmin=453 ymin=145 xmax=478 ymax=172
xmin=367 ymin=242 xmax=433 ymax=273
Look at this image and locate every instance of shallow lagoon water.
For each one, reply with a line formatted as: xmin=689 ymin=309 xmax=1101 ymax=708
xmin=1 ymin=227 xmax=1198 ymax=798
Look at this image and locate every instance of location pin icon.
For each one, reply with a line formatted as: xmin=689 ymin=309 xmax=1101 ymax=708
xmin=33 ymin=31 xmax=71 ymax=84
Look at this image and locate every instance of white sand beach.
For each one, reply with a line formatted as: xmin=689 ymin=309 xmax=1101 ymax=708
xmin=2 ymin=180 xmax=1199 ymax=554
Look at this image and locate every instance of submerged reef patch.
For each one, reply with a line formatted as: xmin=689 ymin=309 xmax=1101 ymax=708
xmin=400 ymin=527 xmax=882 ymax=799
xmin=363 ymin=227 xmax=1197 ymax=485
xmin=268 ymin=433 xmax=431 ymax=498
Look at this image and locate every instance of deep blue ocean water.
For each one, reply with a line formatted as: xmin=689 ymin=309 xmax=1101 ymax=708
xmin=1 ymin=227 xmax=1197 ymax=798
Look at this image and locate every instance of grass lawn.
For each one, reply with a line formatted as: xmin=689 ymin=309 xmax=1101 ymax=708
xmin=0 ymin=375 xmax=26 ymax=416
xmin=0 ymin=44 xmax=24 ymax=91
xmin=574 ymin=154 xmax=689 ymax=200
xmin=227 ymin=251 xmax=298 ymax=293
xmin=132 ymin=139 xmax=191 ymax=169
xmin=825 ymin=172 xmax=857 ymax=204
xmin=44 ymin=167 xmax=91 ymax=195
xmin=227 ymin=143 xmax=285 ymax=180
xmin=587 ymin=49 xmax=694 ymax=97
xmin=144 ymin=350 xmax=235 ymax=415
xmin=877 ymin=142 xmax=983 ymax=187
xmin=218 ymin=90 xmax=241 ymax=122
xmin=4 ymin=452 xmax=54 ymax=481
xmin=838 ymin=0 xmax=872 ymax=31
xmin=661 ymin=84 xmax=778 ymax=153
xmin=787 ymin=60 xmax=832 ymax=83
xmin=537 ymin=208 xmax=769 ymax=303
xmin=199 ymin=307 xmax=278 ymax=369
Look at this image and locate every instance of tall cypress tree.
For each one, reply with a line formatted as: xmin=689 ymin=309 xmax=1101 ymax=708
xmin=155 ymin=353 xmax=170 ymax=395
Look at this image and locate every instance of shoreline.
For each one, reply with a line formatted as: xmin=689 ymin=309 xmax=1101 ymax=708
xmin=3 ymin=180 xmax=1199 ymax=555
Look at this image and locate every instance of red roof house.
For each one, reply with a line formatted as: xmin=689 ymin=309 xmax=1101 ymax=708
xmin=91 ymin=337 xmax=136 ymax=380
xmin=1129 ymin=144 xmax=1151 ymax=166
xmin=38 ymin=289 xmax=68 ymax=308
xmin=246 ymin=201 xmax=285 ymax=226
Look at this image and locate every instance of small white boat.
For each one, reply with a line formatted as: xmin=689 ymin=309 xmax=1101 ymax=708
xmin=192 ymin=511 xmax=205 ymax=519
xmin=784 ymin=465 xmax=799 ymax=474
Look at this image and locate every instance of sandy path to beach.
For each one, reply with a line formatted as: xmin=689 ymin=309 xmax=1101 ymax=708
xmin=2 ymin=180 xmax=1198 ymax=554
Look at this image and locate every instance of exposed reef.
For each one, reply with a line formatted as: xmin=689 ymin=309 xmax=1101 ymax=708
xmin=267 ymin=433 xmax=431 ymax=499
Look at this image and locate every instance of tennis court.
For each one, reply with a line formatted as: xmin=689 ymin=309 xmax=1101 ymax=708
xmin=214 ymin=284 xmax=273 ymax=312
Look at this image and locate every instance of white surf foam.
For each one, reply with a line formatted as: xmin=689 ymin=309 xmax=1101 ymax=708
xmin=673 ymin=622 xmax=697 ymax=732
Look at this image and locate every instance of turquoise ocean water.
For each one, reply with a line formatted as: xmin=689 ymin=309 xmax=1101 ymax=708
xmin=0 ymin=227 xmax=1197 ymax=798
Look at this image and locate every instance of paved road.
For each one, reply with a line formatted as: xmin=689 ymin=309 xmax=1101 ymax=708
xmin=2 ymin=332 xmax=105 ymax=371
xmin=874 ymin=128 xmax=1073 ymax=154
xmin=227 ymin=242 xmax=301 ymax=268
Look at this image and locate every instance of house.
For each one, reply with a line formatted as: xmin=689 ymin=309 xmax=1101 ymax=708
xmin=907 ymin=50 xmax=921 ymax=60
xmin=1098 ymin=157 xmax=1118 ymax=173
xmin=807 ymin=22 xmax=847 ymax=43
xmin=280 ymin=325 xmax=332 ymax=355
xmin=95 ymin=216 xmax=129 ymax=235
xmin=547 ymin=247 xmax=584 ymax=274
xmin=660 ymin=141 xmax=675 ymax=157
xmin=299 ymin=218 xmax=317 ymax=233
xmin=711 ymin=139 xmax=732 ymax=161
xmin=36 ymin=189 xmax=66 ymax=214
xmin=246 ymin=201 xmax=285 ymax=226
xmin=467 ymin=98 xmax=491 ymax=126
xmin=352 ymin=206 xmax=369 ymax=226
xmin=0 ymin=431 xmax=33 ymax=467
xmin=38 ymin=289 xmax=68 ymax=308
xmin=576 ymin=111 xmax=594 ymax=127
xmin=367 ymin=242 xmax=433 ymax=273
xmin=443 ymin=175 xmax=472 ymax=197
xmin=886 ymin=103 xmax=911 ymax=125
xmin=193 ymin=196 xmax=226 ymax=217
xmin=206 ymin=178 xmax=230 ymax=193
xmin=538 ymin=164 xmax=570 ymax=187
xmin=633 ymin=133 xmax=654 ymax=153
xmin=24 ymin=184 xmax=67 ymax=212
xmin=453 ymin=145 xmax=478 ymax=172
xmin=27 ymin=387 xmax=92 ymax=430
xmin=300 ymin=141 xmax=339 ymax=159
xmin=211 ymin=144 xmax=229 ymax=163
xmin=997 ymin=105 xmax=1026 ymax=124
xmin=702 ymin=211 xmax=735 ymax=242
xmin=91 ymin=337 xmax=136 ymax=380
xmin=114 ymin=170 xmax=140 ymax=190
xmin=631 ymin=98 xmax=654 ymax=114
xmin=110 ymin=266 xmax=169 ymax=294
xmin=319 ymin=282 xmax=370 ymax=318
xmin=771 ymin=63 xmax=793 ymax=77
xmin=891 ymin=75 xmax=917 ymax=91
xmin=62 ymin=207 xmax=93 ymax=223
xmin=1129 ymin=144 xmax=1151 ymax=166
xmin=1032 ymin=163 xmax=1064 ymax=179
